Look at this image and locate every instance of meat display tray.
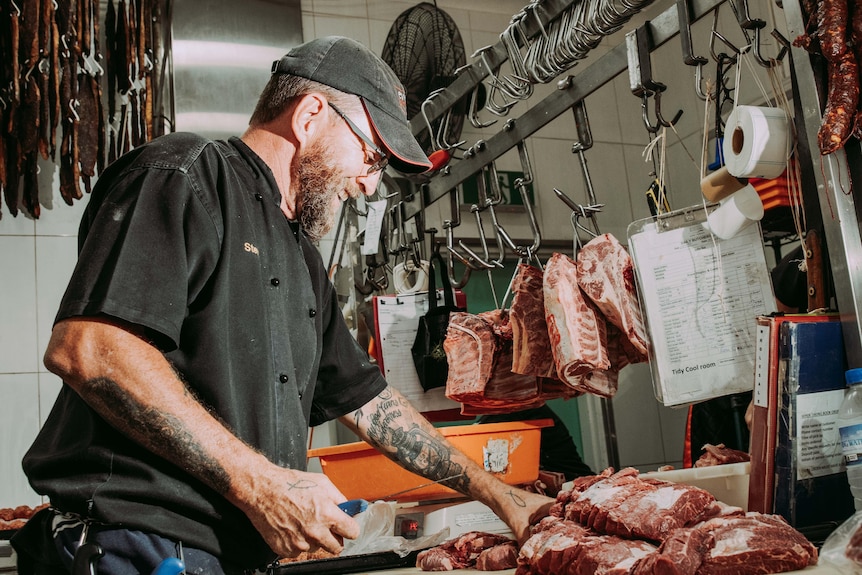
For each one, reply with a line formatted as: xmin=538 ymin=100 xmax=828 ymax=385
xmin=270 ymin=549 xmax=421 ymax=575
xmin=0 ymin=531 xmax=16 ymax=541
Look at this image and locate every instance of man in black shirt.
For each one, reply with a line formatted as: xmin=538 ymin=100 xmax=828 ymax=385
xmin=13 ymin=37 xmax=553 ymax=574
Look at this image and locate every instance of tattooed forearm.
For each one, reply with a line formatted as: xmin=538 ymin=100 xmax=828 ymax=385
xmin=84 ymin=377 xmax=231 ymax=495
xmin=506 ymin=489 xmax=527 ymax=508
xmin=360 ymin=388 xmax=472 ymax=495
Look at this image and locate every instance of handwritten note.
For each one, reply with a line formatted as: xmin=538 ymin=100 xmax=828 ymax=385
xmin=628 ymin=216 xmax=776 ymax=406
xmin=362 ymin=200 xmax=388 ymax=256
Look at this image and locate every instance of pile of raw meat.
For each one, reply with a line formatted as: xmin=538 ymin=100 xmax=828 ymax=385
xmin=443 ymin=233 xmax=649 ymax=415
xmin=417 ymin=467 xmax=818 ymax=574
xmin=694 ymin=443 xmax=750 ymax=467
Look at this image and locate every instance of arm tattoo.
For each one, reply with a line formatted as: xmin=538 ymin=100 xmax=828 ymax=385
xmin=84 ymin=377 xmax=232 ymax=495
xmin=506 ymin=489 xmax=526 ymax=508
xmin=362 ymin=389 xmax=472 ymax=495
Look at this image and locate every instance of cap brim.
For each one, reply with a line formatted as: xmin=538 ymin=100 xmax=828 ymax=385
xmin=363 ymin=100 xmax=432 ymax=174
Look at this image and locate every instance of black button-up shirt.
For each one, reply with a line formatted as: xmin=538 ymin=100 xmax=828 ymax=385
xmin=22 ymin=133 xmax=387 ymax=568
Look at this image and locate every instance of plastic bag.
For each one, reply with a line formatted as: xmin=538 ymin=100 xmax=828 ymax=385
xmin=341 ymin=501 xmax=450 ymax=558
xmin=820 ymin=510 xmax=862 ymax=573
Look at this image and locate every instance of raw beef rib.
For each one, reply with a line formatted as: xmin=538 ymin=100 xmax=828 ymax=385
xmin=577 ymin=233 xmax=649 ymax=357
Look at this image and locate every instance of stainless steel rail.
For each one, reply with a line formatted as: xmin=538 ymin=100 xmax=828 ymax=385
xmin=784 ymin=0 xmax=862 ymax=367
xmin=409 ymin=0 xmax=729 ymax=221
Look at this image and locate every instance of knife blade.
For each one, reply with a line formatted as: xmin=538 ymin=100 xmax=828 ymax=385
xmin=337 ymin=472 xmax=466 ymax=516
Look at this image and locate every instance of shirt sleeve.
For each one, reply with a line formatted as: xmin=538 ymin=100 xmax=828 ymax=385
xmin=57 ymin=163 xmax=220 ymax=351
xmin=309 ymin=267 xmax=388 ymax=427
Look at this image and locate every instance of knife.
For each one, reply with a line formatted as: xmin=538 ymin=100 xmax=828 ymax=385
xmin=337 ymin=472 xmax=466 ymax=516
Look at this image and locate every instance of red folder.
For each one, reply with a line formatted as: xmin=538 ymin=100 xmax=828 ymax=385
xmin=747 ymin=313 xmax=835 ymax=513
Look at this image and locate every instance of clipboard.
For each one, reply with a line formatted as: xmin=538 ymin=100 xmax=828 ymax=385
xmin=626 ymin=204 xmax=776 ymax=407
xmin=372 ymin=290 xmax=467 ymax=414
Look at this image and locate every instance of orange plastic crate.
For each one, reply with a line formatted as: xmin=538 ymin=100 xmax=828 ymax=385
xmin=750 ymin=166 xmax=793 ymax=211
xmin=307 ymin=419 xmax=552 ymax=502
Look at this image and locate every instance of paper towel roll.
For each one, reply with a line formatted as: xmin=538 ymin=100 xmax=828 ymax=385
xmin=701 ymin=166 xmax=749 ymax=202
xmin=723 ymin=106 xmax=790 ymax=179
xmin=705 ymin=184 xmax=765 ymax=240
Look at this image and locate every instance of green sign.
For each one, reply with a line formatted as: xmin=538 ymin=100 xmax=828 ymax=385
xmin=460 ymin=170 xmax=535 ymax=208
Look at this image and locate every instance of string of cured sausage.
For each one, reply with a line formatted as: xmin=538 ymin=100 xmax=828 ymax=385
xmin=105 ymin=0 xmax=157 ymax=165
xmin=793 ymin=0 xmax=862 ymax=155
xmin=0 ymin=0 xmax=161 ymax=220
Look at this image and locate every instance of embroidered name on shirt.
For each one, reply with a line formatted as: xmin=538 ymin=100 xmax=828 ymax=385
xmin=244 ymin=242 xmax=259 ymax=255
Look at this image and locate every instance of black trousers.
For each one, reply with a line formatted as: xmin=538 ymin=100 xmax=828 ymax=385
xmin=12 ymin=508 xmax=251 ymax=575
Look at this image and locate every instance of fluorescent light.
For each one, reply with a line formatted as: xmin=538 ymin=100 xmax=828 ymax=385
xmin=172 ymin=40 xmax=286 ymax=69
xmin=174 ymin=112 xmax=250 ymax=134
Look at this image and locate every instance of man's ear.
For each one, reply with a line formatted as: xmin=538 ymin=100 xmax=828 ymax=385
xmin=291 ymin=93 xmax=329 ymax=148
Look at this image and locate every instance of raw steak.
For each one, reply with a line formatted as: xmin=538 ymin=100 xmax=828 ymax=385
xmin=415 ymin=547 xmax=467 ymax=571
xmin=516 ymin=518 xmax=657 ymax=575
xmin=577 ymin=233 xmax=649 ymax=357
xmin=510 ymin=264 xmax=557 ymax=378
xmin=694 ymin=443 xmax=751 ymax=467
xmin=630 ymin=526 xmax=714 ymax=575
xmin=544 ymin=253 xmax=610 ymax=386
xmin=516 ymin=520 xmax=592 ymax=575
xmin=475 ymin=540 xmax=519 ymax=571
xmin=695 ymin=513 xmax=817 ymax=574
xmin=560 ymin=468 xmax=716 ymax=542
xmin=417 ymin=531 xmax=516 ymax=572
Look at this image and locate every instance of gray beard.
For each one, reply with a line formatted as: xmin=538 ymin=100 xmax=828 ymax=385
xmin=293 ymin=142 xmax=345 ymax=242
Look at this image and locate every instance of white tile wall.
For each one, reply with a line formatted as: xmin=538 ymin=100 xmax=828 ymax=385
xmin=0 ymin=0 xmax=786 ymax=505
xmin=0 ymin=373 xmax=42 ymax=509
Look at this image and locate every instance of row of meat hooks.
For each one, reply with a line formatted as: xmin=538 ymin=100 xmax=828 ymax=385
xmin=347 ymin=0 xmax=794 ymax=301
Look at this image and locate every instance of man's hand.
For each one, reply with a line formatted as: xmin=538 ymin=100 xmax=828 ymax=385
xmin=234 ymin=466 xmax=361 ymax=558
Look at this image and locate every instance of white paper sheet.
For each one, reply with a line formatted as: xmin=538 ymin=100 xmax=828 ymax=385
xmin=628 ymin=211 xmax=776 ymax=406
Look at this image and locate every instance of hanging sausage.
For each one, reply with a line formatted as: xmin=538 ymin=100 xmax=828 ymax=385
xmin=0 ymin=0 xmax=161 ymax=219
xmin=793 ymin=0 xmax=862 ymax=155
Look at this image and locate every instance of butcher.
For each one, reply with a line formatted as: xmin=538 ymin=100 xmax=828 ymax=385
xmin=11 ymin=36 xmax=553 ymax=575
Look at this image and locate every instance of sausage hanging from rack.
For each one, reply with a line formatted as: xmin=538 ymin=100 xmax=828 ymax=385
xmin=0 ymin=0 xmax=113 ymax=217
xmin=851 ymin=1 xmax=862 ymax=139
xmin=817 ymin=0 xmax=848 ymax=62
xmin=818 ymin=51 xmax=860 ymax=154
xmin=794 ymin=0 xmax=862 ymax=154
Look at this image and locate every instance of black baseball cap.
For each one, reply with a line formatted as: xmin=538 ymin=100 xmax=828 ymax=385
xmin=271 ymin=36 xmax=432 ymax=174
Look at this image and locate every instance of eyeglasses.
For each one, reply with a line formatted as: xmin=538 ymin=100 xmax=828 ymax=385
xmin=328 ymin=102 xmax=389 ymax=174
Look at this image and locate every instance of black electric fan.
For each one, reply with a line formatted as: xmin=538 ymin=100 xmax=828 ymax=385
xmin=381 ymin=2 xmax=467 ymax=159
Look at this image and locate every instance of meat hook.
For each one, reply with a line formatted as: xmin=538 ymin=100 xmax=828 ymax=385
xmin=495 ymin=142 xmax=541 ymax=259
xmin=627 ymin=25 xmax=684 ymax=131
xmin=732 ymin=0 xmax=787 ymax=67
xmin=468 ymin=84 xmax=496 ymax=128
xmin=473 ymin=46 xmax=516 ymax=116
xmin=442 ymin=188 xmax=493 ymax=274
xmin=459 ymin=167 xmax=504 ymax=269
xmin=676 ymin=0 xmax=713 ymax=101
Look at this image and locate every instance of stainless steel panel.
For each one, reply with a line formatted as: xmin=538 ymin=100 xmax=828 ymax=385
xmin=170 ymin=0 xmax=302 ymax=139
xmin=784 ymin=0 xmax=862 ymax=367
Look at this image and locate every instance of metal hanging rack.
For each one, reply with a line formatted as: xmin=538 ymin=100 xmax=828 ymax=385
xmin=405 ymin=0 xmax=732 ymax=223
